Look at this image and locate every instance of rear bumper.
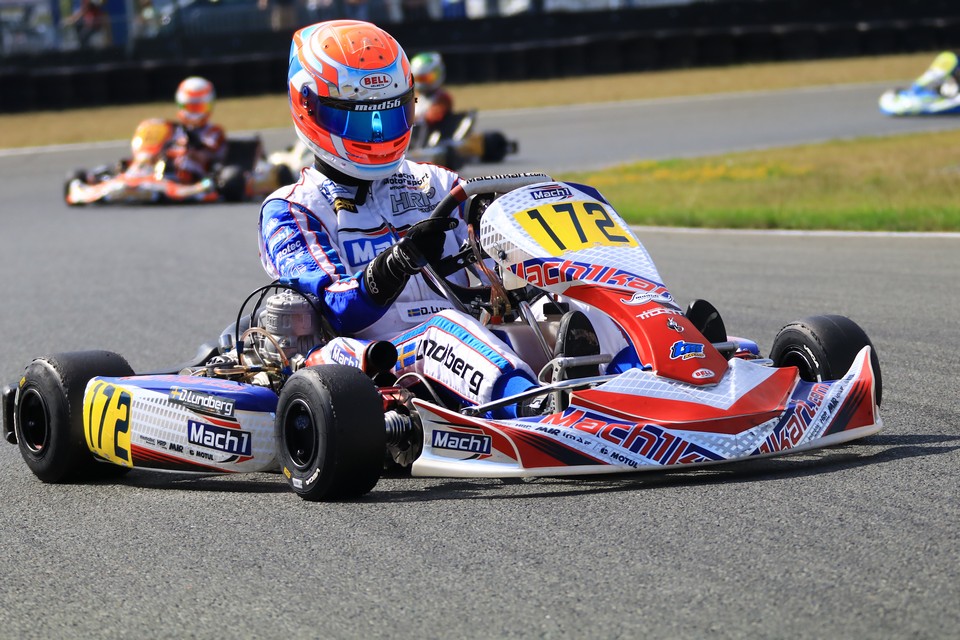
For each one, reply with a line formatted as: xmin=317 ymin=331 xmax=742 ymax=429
xmin=2 ymin=383 xmax=15 ymax=445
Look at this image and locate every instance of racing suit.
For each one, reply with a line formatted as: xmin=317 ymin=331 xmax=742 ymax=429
xmin=166 ymin=123 xmax=227 ymax=183
xmin=258 ymin=160 xmax=538 ymax=415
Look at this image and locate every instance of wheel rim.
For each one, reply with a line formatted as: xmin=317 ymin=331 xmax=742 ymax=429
xmin=779 ymin=346 xmax=822 ymax=383
xmin=283 ymin=398 xmax=318 ymax=469
xmin=17 ymin=387 xmax=50 ymax=455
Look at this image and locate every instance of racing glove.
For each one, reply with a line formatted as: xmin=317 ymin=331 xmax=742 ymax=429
xmin=363 ymin=217 xmax=459 ymax=306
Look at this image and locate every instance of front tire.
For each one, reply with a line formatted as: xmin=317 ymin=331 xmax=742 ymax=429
xmin=15 ymin=351 xmax=134 ymax=482
xmin=275 ymin=365 xmax=385 ymax=501
xmin=770 ymin=315 xmax=882 ymax=405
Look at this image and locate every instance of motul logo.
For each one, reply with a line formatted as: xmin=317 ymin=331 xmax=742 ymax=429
xmin=361 ymin=74 xmax=392 ymax=89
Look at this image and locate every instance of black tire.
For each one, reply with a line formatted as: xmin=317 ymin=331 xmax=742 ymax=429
xmin=770 ymin=315 xmax=882 ymax=406
xmin=480 ymin=131 xmax=510 ymax=163
xmin=275 ymin=365 xmax=385 ymax=501
xmin=273 ymin=162 xmax=296 ymax=187
xmin=217 ymin=165 xmax=248 ymax=202
xmin=15 ymin=351 xmax=135 ymax=483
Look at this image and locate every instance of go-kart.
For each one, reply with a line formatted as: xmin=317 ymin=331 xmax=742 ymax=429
xmin=879 ymin=51 xmax=960 ymax=116
xmin=268 ymin=111 xmax=518 ymax=175
xmin=64 ymin=118 xmax=296 ymax=205
xmin=407 ymin=110 xmax=518 ymax=172
xmin=2 ymin=174 xmax=883 ymax=501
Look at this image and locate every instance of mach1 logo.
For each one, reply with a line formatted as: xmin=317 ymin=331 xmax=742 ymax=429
xmin=530 ymin=184 xmax=573 ymax=200
xmin=432 ymin=429 xmax=492 ymax=455
xmin=187 ymin=420 xmax=252 ymax=456
xmin=342 ymin=235 xmax=394 ymax=267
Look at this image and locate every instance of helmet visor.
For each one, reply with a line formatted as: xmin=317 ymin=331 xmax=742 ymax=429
xmin=309 ymin=87 xmax=415 ymax=144
xmin=415 ymin=70 xmax=439 ymax=87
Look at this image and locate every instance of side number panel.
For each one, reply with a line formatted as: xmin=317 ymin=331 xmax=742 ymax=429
xmin=83 ymin=381 xmax=133 ymax=467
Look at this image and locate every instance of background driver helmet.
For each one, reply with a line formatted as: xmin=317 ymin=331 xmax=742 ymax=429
xmin=411 ymin=51 xmax=445 ymax=94
xmin=176 ymin=76 xmax=215 ymax=128
xmin=288 ymin=20 xmax=415 ymax=181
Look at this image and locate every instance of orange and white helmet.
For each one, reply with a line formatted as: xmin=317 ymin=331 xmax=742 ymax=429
xmin=288 ymin=20 xmax=415 ymax=180
xmin=176 ymin=76 xmax=215 ymax=128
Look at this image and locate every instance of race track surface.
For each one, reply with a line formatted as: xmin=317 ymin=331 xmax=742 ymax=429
xmin=1 ymin=83 xmax=958 ymax=639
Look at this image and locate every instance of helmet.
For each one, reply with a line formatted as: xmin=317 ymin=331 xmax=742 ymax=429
xmin=288 ymin=20 xmax=415 ymax=181
xmin=411 ymin=51 xmax=445 ymax=94
xmin=175 ymin=76 xmax=215 ymax=128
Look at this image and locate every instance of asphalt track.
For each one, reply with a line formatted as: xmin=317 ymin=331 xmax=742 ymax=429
xmin=1 ymin=82 xmax=958 ymax=639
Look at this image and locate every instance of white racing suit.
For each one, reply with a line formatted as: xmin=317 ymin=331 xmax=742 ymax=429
xmin=258 ymin=160 xmax=538 ymax=414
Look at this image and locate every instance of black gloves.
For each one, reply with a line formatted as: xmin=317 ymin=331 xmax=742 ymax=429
xmin=363 ymin=217 xmax=459 ymax=306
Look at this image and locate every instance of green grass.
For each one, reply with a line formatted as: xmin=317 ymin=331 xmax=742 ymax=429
xmin=3 ymin=51 xmax=956 ymax=231
xmin=557 ymin=132 xmax=960 ymax=232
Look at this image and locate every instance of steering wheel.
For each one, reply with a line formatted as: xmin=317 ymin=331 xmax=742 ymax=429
xmin=416 ymin=173 xmax=553 ymax=316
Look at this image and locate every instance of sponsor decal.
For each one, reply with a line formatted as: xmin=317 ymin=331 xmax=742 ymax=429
xmin=169 ymin=387 xmax=236 ymax=418
xmin=390 ymin=189 xmax=437 ymax=214
xmin=403 ymin=303 xmax=451 ymax=319
xmin=333 ymin=197 xmax=357 ymax=213
xmin=621 ymin=290 xmax=675 ymax=306
xmin=187 ymin=420 xmax=252 ymax=456
xmin=758 ymin=383 xmax=831 ymax=454
xmin=360 ymin=73 xmax=392 ymax=90
xmin=667 ymin=317 xmax=684 ymax=332
xmin=353 ymin=97 xmax=404 ymax=112
xmin=531 ymin=184 xmax=573 ymax=200
xmin=384 ymin=173 xmax=429 ymax=188
xmin=343 ymin=235 xmax=394 ymax=267
xmin=328 ymin=343 xmax=361 ymax=368
xmin=513 ymin=259 xmax=673 ymax=297
xmin=635 ymin=306 xmax=684 ymax=320
xmin=305 ymin=468 xmax=321 ymax=486
xmin=417 ymin=337 xmax=485 ymax=396
xmin=432 ymin=429 xmax=492 ymax=455
xmin=670 ymin=340 xmax=706 ymax=360
xmin=692 ymin=368 xmax=715 ymax=379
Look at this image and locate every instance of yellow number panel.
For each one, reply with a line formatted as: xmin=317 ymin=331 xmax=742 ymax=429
xmin=514 ymin=200 xmax=638 ymax=255
xmin=83 ymin=380 xmax=133 ymax=467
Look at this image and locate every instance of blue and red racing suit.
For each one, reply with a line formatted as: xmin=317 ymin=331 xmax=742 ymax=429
xmin=258 ymin=160 xmax=538 ymax=415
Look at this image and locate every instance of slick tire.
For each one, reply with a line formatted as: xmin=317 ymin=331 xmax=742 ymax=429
xmin=770 ymin=315 xmax=882 ymax=406
xmin=275 ymin=365 xmax=385 ymax=501
xmin=217 ymin=165 xmax=247 ymax=202
xmin=480 ymin=132 xmax=510 ymax=163
xmin=15 ymin=351 xmax=135 ymax=483
xmin=64 ymin=169 xmax=87 ymax=205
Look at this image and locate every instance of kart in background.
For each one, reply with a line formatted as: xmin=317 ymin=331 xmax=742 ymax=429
xmin=268 ymin=111 xmax=518 ymax=175
xmin=64 ymin=118 xmax=296 ymax=205
xmin=3 ymin=174 xmax=883 ymax=501
xmin=879 ymin=51 xmax=960 ymax=116
xmin=407 ymin=110 xmax=518 ymax=172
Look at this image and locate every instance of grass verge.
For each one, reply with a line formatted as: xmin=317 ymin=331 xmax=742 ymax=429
xmin=557 ymin=130 xmax=960 ymax=232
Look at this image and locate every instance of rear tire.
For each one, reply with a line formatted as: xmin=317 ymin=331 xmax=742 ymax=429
xmin=15 ymin=351 xmax=135 ymax=482
xmin=217 ymin=165 xmax=247 ymax=202
xmin=275 ymin=365 xmax=385 ymax=501
xmin=480 ymin=132 xmax=511 ymax=162
xmin=770 ymin=315 xmax=882 ymax=405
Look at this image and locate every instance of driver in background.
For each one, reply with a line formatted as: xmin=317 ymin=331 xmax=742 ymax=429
xmin=166 ymin=76 xmax=227 ymax=184
xmin=911 ymin=51 xmax=960 ymax=97
xmin=411 ymin=51 xmax=454 ymax=134
xmin=258 ymin=20 xmax=614 ymax=418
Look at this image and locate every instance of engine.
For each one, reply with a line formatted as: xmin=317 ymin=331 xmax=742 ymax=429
xmin=255 ymin=290 xmax=324 ymax=363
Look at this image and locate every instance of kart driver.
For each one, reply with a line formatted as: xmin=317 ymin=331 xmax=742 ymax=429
xmin=912 ymin=51 xmax=960 ymax=97
xmin=258 ymin=20 xmax=614 ymax=419
xmin=411 ymin=51 xmax=454 ymax=133
xmin=166 ymin=76 xmax=227 ymax=183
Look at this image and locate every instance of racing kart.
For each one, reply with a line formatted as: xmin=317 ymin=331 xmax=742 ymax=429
xmin=64 ymin=118 xmax=296 ymax=205
xmin=2 ymin=174 xmax=883 ymax=501
xmin=268 ymin=111 xmax=518 ymax=175
xmin=879 ymin=51 xmax=960 ymax=116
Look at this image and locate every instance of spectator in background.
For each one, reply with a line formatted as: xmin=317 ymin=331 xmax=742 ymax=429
xmin=401 ymin=0 xmax=431 ymax=22
xmin=133 ymin=0 xmax=160 ymax=39
xmin=64 ymin=0 xmax=111 ymax=48
xmin=343 ymin=0 xmax=369 ymax=21
xmin=258 ymin=0 xmax=298 ymax=32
